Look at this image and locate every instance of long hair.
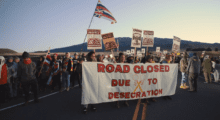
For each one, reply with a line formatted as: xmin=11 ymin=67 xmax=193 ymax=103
xmin=118 ymin=53 xmax=124 ymax=63
xmin=87 ymin=51 xmax=95 ymax=62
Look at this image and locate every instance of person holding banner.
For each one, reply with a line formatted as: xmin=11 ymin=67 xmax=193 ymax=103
xmin=161 ymin=55 xmax=173 ymax=100
xmin=115 ymin=53 xmax=129 ymax=108
xmin=83 ymin=51 xmax=97 ymax=114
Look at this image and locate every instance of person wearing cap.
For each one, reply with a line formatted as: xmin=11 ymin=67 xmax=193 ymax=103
xmin=49 ymin=53 xmax=62 ymax=92
xmin=127 ymin=54 xmax=134 ymax=63
xmin=62 ymin=52 xmax=73 ymax=90
xmin=5 ymin=56 xmax=14 ymax=100
xmin=17 ymin=51 xmax=39 ymax=106
xmin=186 ymin=53 xmax=201 ymax=92
xmin=83 ymin=51 xmax=97 ymax=114
xmin=0 ymin=56 xmax=8 ymax=104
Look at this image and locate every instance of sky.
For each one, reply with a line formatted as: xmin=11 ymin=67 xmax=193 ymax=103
xmin=0 ymin=0 xmax=220 ymax=52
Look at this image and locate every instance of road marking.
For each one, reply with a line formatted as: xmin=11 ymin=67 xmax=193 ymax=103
xmin=132 ymin=99 xmax=141 ymax=120
xmin=0 ymin=85 xmax=79 ymax=112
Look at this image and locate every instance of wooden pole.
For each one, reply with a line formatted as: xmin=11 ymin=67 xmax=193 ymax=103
xmin=133 ymin=47 xmax=136 ymax=63
xmin=80 ymin=1 xmax=99 ymax=54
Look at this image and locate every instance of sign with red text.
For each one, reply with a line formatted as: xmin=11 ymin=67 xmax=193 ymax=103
xmin=141 ymin=48 xmax=145 ymax=53
xmin=142 ymin=30 xmax=154 ymax=47
xmin=172 ymin=36 xmax=181 ymax=52
xmin=87 ymin=29 xmax=102 ymax=50
xmin=102 ymin=32 xmax=117 ymax=51
xmin=131 ymin=28 xmax=142 ymax=48
xmin=81 ymin=62 xmax=178 ymax=104
xmin=131 ymin=49 xmax=135 ymax=54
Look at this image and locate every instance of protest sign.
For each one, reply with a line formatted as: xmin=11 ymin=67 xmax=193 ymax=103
xmin=102 ymin=32 xmax=117 ymax=51
xmin=137 ymin=50 xmax=141 ymax=54
xmin=156 ymin=47 xmax=160 ymax=53
xmin=172 ymin=36 xmax=181 ymax=52
xmin=142 ymin=30 xmax=154 ymax=47
xmin=87 ymin=29 xmax=102 ymax=50
xmin=126 ymin=50 xmax=131 ymax=54
xmin=131 ymin=28 xmax=142 ymax=48
xmin=82 ymin=62 xmax=178 ymax=104
xmin=163 ymin=50 xmax=167 ymax=55
xmin=141 ymin=48 xmax=145 ymax=54
xmin=131 ymin=49 xmax=135 ymax=54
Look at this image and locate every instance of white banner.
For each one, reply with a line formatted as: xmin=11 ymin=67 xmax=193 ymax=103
xmin=82 ymin=62 xmax=178 ymax=104
xmin=156 ymin=47 xmax=160 ymax=53
xmin=131 ymin=28 xmax=142 ymax=48
xmin=172 ymin=36 xmax=181 ymax=52
xmin=87 ymin=29 xmax=102 ymax=50
xmin=142 ymin=30 xmax=154 ymax=47
xmin=141 ymin=48 xmax=145 ymax=53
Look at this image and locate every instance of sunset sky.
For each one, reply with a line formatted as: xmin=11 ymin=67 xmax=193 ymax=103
xmin=0 ymin=0 xmax=220 ymax=52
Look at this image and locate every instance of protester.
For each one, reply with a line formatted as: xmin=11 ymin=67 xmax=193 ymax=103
xmin=127 ymin=55 xmax=134 ymax=63
xmin=37 ymin=56 xmax=50 ymax=92
xmin=0 ymin=56 xmax=8 ymax=105
xmin=5 ymin=56 xmax=14 ymax=100
xmin=62 ymin=52 xmax=73 ymax=89
xmin=186 ymin=53 xmax=201 ymax=92
xmin=17 ymin=52 xmax=39 ymax=106
xmin=97 ymin=54 xmax=103 ymax=62
xmin=211 ymin=58 xmax=219 ymax=82
xmin=76 ymin=58 xmax=83 ymax=89
xmin=141 ymin=56 xmax=156 ymax=104
xmin=60 ymin=64 xmax=70 ymax=91
xmin=115 ymin=53 xmax=129 ymax=108
xmin=11 ymin=57 xmax=20 ymax=99
xmin=83 ymin=51 xmax=97 ymax=114
xmin=161 ymin=55 xmax=173 ymax=100
xmin=202 ymin=55 xmax=213 ymax=83
xmin=50 ymin=53 xmax=62 ymax=92
xmin=179 ymin=52 xmax=189 ymax=89
xmin=72 ymin=53 xmax=81 ymax=88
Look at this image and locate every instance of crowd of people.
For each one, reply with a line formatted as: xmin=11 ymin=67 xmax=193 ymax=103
xmin=0 ymin=51 xmax=219 ymax=114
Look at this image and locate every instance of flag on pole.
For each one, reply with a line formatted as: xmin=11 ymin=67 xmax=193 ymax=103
xmin=94 ymin=0 xmax=117 ymax=24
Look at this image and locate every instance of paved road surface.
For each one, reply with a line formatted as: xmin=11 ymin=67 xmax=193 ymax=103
xmin=1 ymin=70 xmax=220 ymax=120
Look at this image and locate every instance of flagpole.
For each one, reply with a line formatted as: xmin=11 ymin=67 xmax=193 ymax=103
xmin=80 ymin=1 xmax=99 ymax=54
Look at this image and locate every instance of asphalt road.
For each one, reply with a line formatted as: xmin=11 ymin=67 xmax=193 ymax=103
xmin=1 ymin=71 xmax=220 ymax=120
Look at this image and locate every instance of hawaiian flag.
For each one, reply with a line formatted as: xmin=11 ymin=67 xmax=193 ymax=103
xmin=94 ymin=0 xmax=117 ymax=24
